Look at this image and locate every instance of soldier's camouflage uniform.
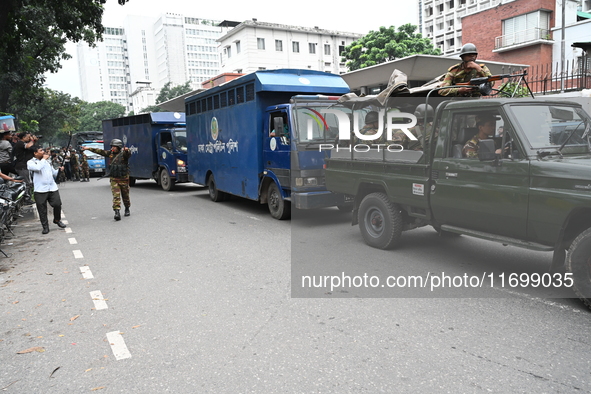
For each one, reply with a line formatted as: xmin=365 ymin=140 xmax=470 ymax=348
xmin=70 ymin=150 xmax=80 ymax=181
xmin=87 ymin=147 xmax=131 ymax=210
xmin=79 ymin=153 xmax=90 ymax=180
xmin=391 ymin=123 xmax=431 ymax=150
xmin=439 ymin=62 xmax=492 ymax=97
xmin=463 ymin=135 xmax=482 ymax=158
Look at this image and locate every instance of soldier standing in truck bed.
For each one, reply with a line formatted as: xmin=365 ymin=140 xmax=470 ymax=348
xmin=439 ymin=43 xmax=493 ymax=97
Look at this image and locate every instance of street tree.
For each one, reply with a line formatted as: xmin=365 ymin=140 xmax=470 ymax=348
xmin=0 ymin=0 xmax=129 ymax=123
xmin=78 ymin=101 xmax=126 ymax=131
xmin=342 ymin=24 xmax=441 ymax=71
xmin=156 ymin=81 xmax=193 ymax=104
xmin=20 ymin=88 xmax=82 ymax=137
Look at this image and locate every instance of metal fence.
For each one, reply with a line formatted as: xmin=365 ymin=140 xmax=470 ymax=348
xmin=524 ymin=59 xmax=591 ymax=95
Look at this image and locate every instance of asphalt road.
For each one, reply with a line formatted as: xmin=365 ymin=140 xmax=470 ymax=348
xmin=1 ymin=178 xmax=590 ymax=393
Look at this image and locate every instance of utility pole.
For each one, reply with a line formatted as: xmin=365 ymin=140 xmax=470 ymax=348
xmin=560 ymin=0 xmax=566 ymax=93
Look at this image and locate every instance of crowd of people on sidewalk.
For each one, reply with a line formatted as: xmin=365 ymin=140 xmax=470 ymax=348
xmin=0 ymin=130 xmax=95 ymax=235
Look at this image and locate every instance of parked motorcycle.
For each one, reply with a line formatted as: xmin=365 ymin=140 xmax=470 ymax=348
xmin=0 ymin=176 xmax=26 ymax=257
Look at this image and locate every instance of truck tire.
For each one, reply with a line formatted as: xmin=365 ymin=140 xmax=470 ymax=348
xmin=160 ymin=169 xmax=175 ymax=191
xmin=208 ymin=175 xmax=226 ymax=202
xmin=267 ymin=182 xmax=290 ymax=220
xmin=358 ymin=192 xmax=402 ymax=250
xmin=566 ymin=227 xmax=591 ymax=310
xmin=129 ymin=177 xmax=136 ymax=187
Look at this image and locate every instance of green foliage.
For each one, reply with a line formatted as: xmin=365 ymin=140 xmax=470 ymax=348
xmin=17 ymin=88 xmax=81 ymax=139
xmin=78 ymin=101 xmax=126 ymax=131
xmin=156 ymin=81 xmax=193 ymax=104
xmin=0 ymin=0 xmax=106 ymax=115
xmin=138 ymin=105 xmax=164 ymax=114
xmin=342 ymin=24 xmax=441 ymax=71
xmin=497 ymin=81 xmax=531 ymax=98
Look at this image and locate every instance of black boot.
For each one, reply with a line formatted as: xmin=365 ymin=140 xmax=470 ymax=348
xmin=114 ymin=210 xmax=121 ymax=221
xmin=42 ymin=225 xmax=49 ymax=234
xmin=124 ymin=207 xmax=130 ymax=217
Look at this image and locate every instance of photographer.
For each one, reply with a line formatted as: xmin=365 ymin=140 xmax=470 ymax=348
xmin=13 ymin=132 xmax=37 ymax=204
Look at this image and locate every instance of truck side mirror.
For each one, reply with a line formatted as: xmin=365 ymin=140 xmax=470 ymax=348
xmin=478 ymin=139 xmax=497 ymax=161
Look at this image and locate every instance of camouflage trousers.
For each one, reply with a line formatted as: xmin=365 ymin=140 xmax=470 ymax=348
xmin=110 ymin=177 xmax=130 ymax=210
xmin=80 ymin=163 xmax=90 ymax=179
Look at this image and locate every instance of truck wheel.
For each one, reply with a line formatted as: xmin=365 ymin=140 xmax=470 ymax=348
xmin=358 ymin=192 xmax=402 ymax=249
xmin=208 ymin=175 xmax=226 ymax=202
xmin=267 ymin=182 xmax=290 ymax=220
xmin=160 ymin=169 xmax=175 ymax=191
xmin=129 ymin=177 xmax=136 ymax=187
xmin=566 ymin=227 xmax=591 ymax=310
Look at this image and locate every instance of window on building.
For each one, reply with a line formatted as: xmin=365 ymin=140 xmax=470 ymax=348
xmin=338 ymin=45 xmax=345 ymax=55
xmin=502 ymin=10 xmax=550 ymax=47
xmin=448 ymin=0 xmax=454 ymax=8
xmin=257 ymin=38 xmax=265 ymax=50
xmin=236 ymin=41 xmax=241 ymax=54
xmin=275 ymin=40 xmax=283 ymax=51
xmin=426 ymin=6 xmax=433 ymax=16
xmin=293 ymin=41 xmax=300 ymax=53
xmin=309 ymin=43 xmax=317 ymax=54
xmin=324 ymin=44 xmax=331 ymax=55
xmin=438 ymin=4 xmax=444 ymax=13
xmin=226 ymin=46 xmax=232 ymax=58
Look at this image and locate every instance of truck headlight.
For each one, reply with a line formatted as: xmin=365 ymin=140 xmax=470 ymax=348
xmin=295 ymin=177 xmax=318 ymax=187
xmin=177 ymin=159 xmax=186 ymax=167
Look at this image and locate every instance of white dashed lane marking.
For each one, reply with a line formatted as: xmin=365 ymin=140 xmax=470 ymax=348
xmin=65 ymin=228 xmax=72 ymax=233
xmin=79 ymin=266 xmax=93 ymax=279
xmin=68 ymin=238 xmax=77 ymax=245
xmin=106 ymin=331 xmax=132 ymax=360
xmin=90 ymin=290 xmax=108 ymax=310
xmin=73 ymin=250 xmax=83 ymax=259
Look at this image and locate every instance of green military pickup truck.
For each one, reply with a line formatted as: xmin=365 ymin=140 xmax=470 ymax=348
xmin=322 ymin=96 xmax=591 ymax=308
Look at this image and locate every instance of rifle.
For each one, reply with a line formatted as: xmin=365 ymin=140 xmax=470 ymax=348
xmin=454 ymin=70 xmax=533 ymax=98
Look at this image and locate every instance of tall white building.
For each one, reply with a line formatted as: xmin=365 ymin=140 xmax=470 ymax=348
xmin=420 ymin=0 xmax=506 ymax=56
xmin=76 ymin=14 xmax=231 ymax=113
xmin=217 ymin=19 xmax=362 ymax=75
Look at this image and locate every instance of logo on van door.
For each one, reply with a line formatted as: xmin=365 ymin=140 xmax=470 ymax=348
xmin=211 ymin=117 xmax=219 ymax=140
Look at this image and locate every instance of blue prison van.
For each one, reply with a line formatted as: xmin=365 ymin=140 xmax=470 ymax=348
xmin=185 ymin=69 xmax=350 ymax=219
xmin=103 ymin=112 xmax=188 ymax=191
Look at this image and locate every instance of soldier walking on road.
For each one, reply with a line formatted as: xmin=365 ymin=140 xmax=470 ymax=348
xmin=83 ymin=139 xmax=131 ymax=221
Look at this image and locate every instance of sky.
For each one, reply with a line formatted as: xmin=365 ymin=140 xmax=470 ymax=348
xmin=44 ymin=0 xmax=419 ymax=98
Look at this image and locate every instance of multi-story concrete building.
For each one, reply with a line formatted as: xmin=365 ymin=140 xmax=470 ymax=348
xmin=76 ymin=14 xmax=231 ymax=113
xmin=217 ymin=19 xmax=362 ymax=75
xmin=420 ymin=0 xmax=591 ymax=64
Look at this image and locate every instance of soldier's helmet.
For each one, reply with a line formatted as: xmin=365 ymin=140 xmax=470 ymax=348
xmin=414 ymin=104 xmax=435 ymax=122
xmin=110 ymin=139 xmax=123 ymax=148
xmin=459 ymin=43 xmax=478 ymax=57
xmin=365 ymin=111 xmax=379 ymax=124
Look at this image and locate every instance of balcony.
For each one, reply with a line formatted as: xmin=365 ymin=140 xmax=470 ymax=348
xmin=494 ymin=28 xmax=552 ymax=52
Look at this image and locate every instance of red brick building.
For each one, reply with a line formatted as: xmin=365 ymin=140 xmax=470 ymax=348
xmin=461 ymin=0 xmax=555 ymax=70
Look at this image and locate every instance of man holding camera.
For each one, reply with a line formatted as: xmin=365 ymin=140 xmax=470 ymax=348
xmin=13 ymin=132 xmax=37 ymax=204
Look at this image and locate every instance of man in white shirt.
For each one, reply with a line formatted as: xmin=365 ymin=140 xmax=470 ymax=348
xmin=27 ymin=146 xmax=66 ymax=234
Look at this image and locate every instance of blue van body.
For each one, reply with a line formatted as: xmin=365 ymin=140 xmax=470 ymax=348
xmin=102 ymin=112 xmax=188 ymax=191
xmin=185 ymin=69 xmax=350 ymax=219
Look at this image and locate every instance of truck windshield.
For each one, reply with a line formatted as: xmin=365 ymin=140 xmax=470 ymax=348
xmin=510 ymin=104 xmax=591 ymax=153
xmin=292 ymin=105 xmax=352 ymax=144
xmin=82 ymin=143 xmax=103 ymax=159
xmin=174 ymin=131 xmax=187 ymax=152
